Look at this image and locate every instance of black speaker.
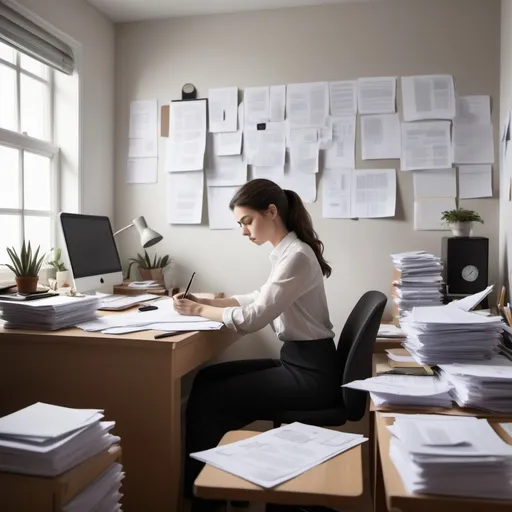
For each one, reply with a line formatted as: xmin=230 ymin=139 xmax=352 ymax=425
xmin=441 ymin=237 xmax=489 ymax=296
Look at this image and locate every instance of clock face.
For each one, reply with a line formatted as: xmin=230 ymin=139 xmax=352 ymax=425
xmin=462 ymin=265 xmax=479 ymax=282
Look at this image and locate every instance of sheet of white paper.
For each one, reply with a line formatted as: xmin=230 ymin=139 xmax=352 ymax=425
xmin=128 ymin=137 xmax=157 ymax=159
xmin=214 ymin=131 xmax=243 ymax=156
xmin=401 ymin=75 xmax=456 ymax=121
xmin=413 ymin=169 xmax=456 ymax=199
xmin=166 ymin=100 xmax=207 ymax=172
xmin=270 ymin=85 xmax=286 ymax=122
xmin=324 ymin=116 xmax=356 ymax=169
xmin=206 ymin=153 xmax=247 ymax=187
xmin=245 ymin=123 xmax=286 ymax=167
xmin=252 ymin=165 xmax=285 ymax=182
xmin=351 ymin=169 xmax=396 ymax=218
xmin=329 ymin=80 xmax=357 ymax=116
xmin=401 ymin=121 xmax=452 ymax=171
xmin=244 ymin=86 xmax=270 ymax=124
xmin=286 ymin=82 xmax=329 ymax=128
xmin=318 ymin=125 xmax=333 ymax=150
xmin=289 ymin=128 xmax=319 ymax=174
xmin=357 ymin=77 xmax=396 ymax=115
xmin=129 ymin=100 xmax=158 ymax=139
xmin=322 ymin=169 xmax=352 ymax=218
xmin=361 ymin=113 xmax=401 ymax=160
xmin=281 ymin=171 xmax=316 ymax=203
xmin=448 ymin=284 xmax=494 ymax=312
xmin=344 ymin=375 xmax=451 ymax=396
xmin=208 ymin=87 xmax=238 ymax=133
xmin=208 ymin=186 xmax=239 ymax=229
xmin=501 ymin=423 xmax=512 ymax=437
xmin=126 ymin=157 xmax=157 ymax=184
xmin=453 ymin=123 xmax=494 ymax=164
xmin=458 ymin=164 xmax=493 ymax=198
xmin=414 ymin=197 xmax=455 ymax=230
xmin=167 ymin=171 xmax=203 ymax=224
xmin=455 ymin=95 xmax=491 ymax=125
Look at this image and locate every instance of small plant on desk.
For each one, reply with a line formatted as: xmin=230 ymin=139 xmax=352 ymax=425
xmin=441 ymin=207 xmax=484 ymax=237
xmin=126 ymin=250 xmax=170 ymax=284
xmin=46 ymin=248 xmax=71 ymax=288
xmin=3 ymin=241 xmax=46 ymax=294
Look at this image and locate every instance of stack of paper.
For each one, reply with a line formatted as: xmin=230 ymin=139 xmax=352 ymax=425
xmin=401 ymin=305 xmax=504 ymax=365
xmin=391 ymin=252 xmax=444 ymax=321
xmin=438 ymin=355 xmax=512 ymax=413
xmin=388 ymin=415 xmax=512 ymax=500
xmin=0 ymin=402 xmax=120 ymax=477
xmin=0 ymin=295 xmax=100 ymax=330
xmin=343 ymin=375 xmax=453 ymax=408
xmin=191 ymin=422 xmax=367 ymax=488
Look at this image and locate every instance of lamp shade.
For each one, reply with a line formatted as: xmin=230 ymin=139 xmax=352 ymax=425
xmin=132 ymin=216 xmax=163 ymax=248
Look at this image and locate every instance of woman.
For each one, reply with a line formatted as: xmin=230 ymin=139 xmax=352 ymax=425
xmin=174 ymin=179 xmax=338 ymax=511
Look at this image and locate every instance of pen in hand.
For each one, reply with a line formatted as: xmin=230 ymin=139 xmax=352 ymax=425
xmin=183 ymin=272 xmax=196 ymax=300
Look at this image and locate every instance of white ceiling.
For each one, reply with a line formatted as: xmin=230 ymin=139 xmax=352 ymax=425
xmin=86 ymin=0 xmax=380 ymax=23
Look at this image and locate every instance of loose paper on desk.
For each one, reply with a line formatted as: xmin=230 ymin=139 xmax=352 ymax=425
xmin=270 ymin=85 xmax=286 ymax=122
xmin=329 ymin=80 xmax=357 ymax=116
xmin=289 ymin=128 xmax=319 ymax=174
xmin=126 ymin=157 xmax=157 ymax=184
xmin=343 ymin=374 xmax=451 ymax=396
xmin=128 ymin=99 xmax=158 ymax=157
xmin=322 ymin=170 xmax=352 ymax=218
xmin=191 ymin=422 xmax=367 ymax=489
xmin=401 ymin=121 xmax=452 ymax=171
xmin=401 ymin=75 xmax=456 ymax=121
xmin=458 ymin=164 xmax=492 ymax=198
xmin=208 ymin=186 xmax=239 ymax=229
xmin=244 ymin=86 xmax=270 ymax=125
xmin=281 ymin=171 xmax=317 ymax=203
xmin=361 ymin=113 xmax=401 ymax=160
xmin=447 ymin=284 xmax=494 ymax=312
xmin=166 ymin=100 xmax=207 ymax=172
xmin=453 ymin=123 xmax=494 ymax=165
xmin=167 ymin=171 xmax=203 ymax=224
xmin=351 ymin=169 xmax=396 ymax=218
xmin=324 ymin=115 xmax=356 ymax=169
xmin=413 ymin=169 xmax=456 ymax=199
xmin=286 ymin=82 xmax=329 ymax=128
xmin=208 ymin=87 xmax=238 ymax=133
xmin=414 ymin=197 xmax=455 ymax=231
xmin=501 ymin=423 xmax=512 ymax=437
xmin=357 ymin=76 xmax=396 ymax=115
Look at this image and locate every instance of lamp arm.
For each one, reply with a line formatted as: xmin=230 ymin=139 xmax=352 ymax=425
xmin=113 ymin=223 xmax=134 ymax=237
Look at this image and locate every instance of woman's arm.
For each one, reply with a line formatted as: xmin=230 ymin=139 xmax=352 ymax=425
xmin=172 ymin=298 xmax=225 ymax=322
xmin=173 ymin=292 xmax=240 ymax=307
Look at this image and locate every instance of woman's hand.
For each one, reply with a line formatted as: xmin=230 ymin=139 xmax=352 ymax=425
xmin=173 ymin=291 xmax=200 ymax=303
xmin=173 ymin=297 xmax=203 ymax=317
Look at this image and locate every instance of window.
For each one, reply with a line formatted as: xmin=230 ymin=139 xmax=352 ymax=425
xmin=0 ymin=41 xmax=58 ymax=264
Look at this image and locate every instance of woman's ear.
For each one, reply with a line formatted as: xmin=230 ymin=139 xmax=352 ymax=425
xmin=267 ymin=204 xmax=278 ymax=220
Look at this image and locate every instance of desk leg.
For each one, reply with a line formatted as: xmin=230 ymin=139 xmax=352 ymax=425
xmin=170 ymin=375 xmax=183 ymax=512
xmin=373 ymin=415 xmax=387 ymax=512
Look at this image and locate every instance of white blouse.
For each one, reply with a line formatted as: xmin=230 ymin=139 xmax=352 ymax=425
xmin=222 ymin=232 xmax=335 ymax=341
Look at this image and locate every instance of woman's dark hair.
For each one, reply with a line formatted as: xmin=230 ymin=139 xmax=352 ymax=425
xmin=229 ymin=179 xmax=332 ymax=278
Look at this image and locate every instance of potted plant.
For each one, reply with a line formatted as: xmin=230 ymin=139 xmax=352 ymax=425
xmin=4 ymin=241 xmax=46 ymax=293
xmin=126 ymin=250 xmax=170 ymax=284
xmin=441 ymin=207 xmax=484 ymax=237
xmin=47 ymin=247 xmax=71 ymax=288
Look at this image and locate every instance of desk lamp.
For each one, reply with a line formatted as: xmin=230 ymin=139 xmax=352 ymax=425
xmin=113 ymin=216 xmax=163 ymax=248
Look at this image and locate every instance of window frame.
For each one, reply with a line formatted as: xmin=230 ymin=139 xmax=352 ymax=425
xmin=0 ymin=46 xmax=60 ymax=266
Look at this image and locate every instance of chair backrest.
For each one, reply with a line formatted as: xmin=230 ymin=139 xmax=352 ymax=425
xmin=336 ymin=290 xmax=387 ymax=421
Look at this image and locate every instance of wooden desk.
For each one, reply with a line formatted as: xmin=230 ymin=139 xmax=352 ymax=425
xmin=195 ymin=430 xmax=364 ymax=509
xmin=0 ymin=304 xmax=238 ymax=512
xmin=374 ymin=412 xmax=512 ymax=512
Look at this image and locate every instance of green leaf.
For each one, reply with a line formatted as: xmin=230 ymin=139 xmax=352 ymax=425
xmin=144 ymin=250 xmax=151 ymax=268
xmin=152 ymin=253 xmax=157 ymax=269
xmin=4 ymin=264 xmax=18 ymax=275
xmin=21 ymin=241 xmax=28 ymax=274
xmin=161 ymin=255 xmax=169 ymax=268
xmin=6 ymin=247 xmax=22 ymax=276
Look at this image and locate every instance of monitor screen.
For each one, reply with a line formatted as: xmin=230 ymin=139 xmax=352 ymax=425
xmin=60 ymin=213 xmax=122 ymax=279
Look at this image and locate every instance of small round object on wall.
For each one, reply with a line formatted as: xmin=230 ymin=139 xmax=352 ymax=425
xmin=182 ymin=83 xmax=197 ymax=100
xmin=461 ymin=264 xmax=479 ymax=282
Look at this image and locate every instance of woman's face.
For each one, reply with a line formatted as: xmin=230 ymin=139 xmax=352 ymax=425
xmin=233 ymin=205 xmax=276 ymax=246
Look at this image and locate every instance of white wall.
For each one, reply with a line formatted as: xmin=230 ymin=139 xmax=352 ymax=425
xmin=14 ymin=0 xmax=115 ymax=218
xmin=115 ymin=0 xmax=501 ymax=361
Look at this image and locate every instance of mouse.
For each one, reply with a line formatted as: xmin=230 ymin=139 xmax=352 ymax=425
xmin=139 ymin=305 xmax=158 ymax=312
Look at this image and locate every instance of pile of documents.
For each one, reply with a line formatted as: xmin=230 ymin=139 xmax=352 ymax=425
xmin=0 ymin=402 xmax=120 ymax=477
xmin=343 ymin=375 xmax=453 ymax=408
xmin=391 ymin=252 xmax=443 ymax=322
xmin=438 ymin=355 xmax=512 ymax=413
xmin=0 ymin=295 xmax=100 ymax=330
xmin=191 ymin=422 xmax=367 ymax=488
xmin=388 ymin=415 xmax=512 ymax=500
xmin=400 ymin=304 xmax=504 ymax=366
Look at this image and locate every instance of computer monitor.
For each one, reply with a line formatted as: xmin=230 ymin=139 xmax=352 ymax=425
xmin=59 ymin=213 xmax=123 ymax=294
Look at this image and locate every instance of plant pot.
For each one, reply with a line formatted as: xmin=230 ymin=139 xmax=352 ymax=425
xmin=139 ymin=267 xmax=165 ymax=284
xmin=15 ymin=276 xmax=39 ymax=294
xmin=56 ymin=270 xmax=71 ymax=288
xmin=449 ymin=221 xmax=473 ymax=237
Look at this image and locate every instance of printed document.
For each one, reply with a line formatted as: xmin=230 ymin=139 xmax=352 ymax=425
xmin=244 ymin=86 xmax=270 ymax=124
xmin=458 ymin=164 xmax=492 ymax=199
xmin=128 ymin=99 xmax=158 ymax=157
xmin=401 ymin=75 xmax=456 ymax=121
xmin=329 ymin=80 xmax=357 ymax=116
xmin=452 ymin=123 xmax=494 ymax=164
xmin=167 ymin=171 xmax=203 ymax=224
xmin=270 ymin=85 xmax=286 ymax=122
xmin=322 ymin=170 xmax=352 ymax=218
xmin=324 ymin=116 xmax=356 ymax=169
xmin=361 ymin=113 xmax=401 ymax=160
xmin=286 ymin=82 xmax=329 ymax=128
xmin=401 ymin=121 xmax=452 ymax=171
xmin=455 ymin=95 xmax=491 ymax=125
xmin=208 ymin=87 xmax=238 ymax=133
xmin=357 ymin=77 xmax=396 ymax=114
xmin=351 ymin=169 xmax=396 ymax=218
xmin=289 ymin=128 xmax=319 ymax=174
xmin=281 ymin=171 xmax=317 ymax=203
xmin=126 ymin=157 xmax=157 ymax=184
